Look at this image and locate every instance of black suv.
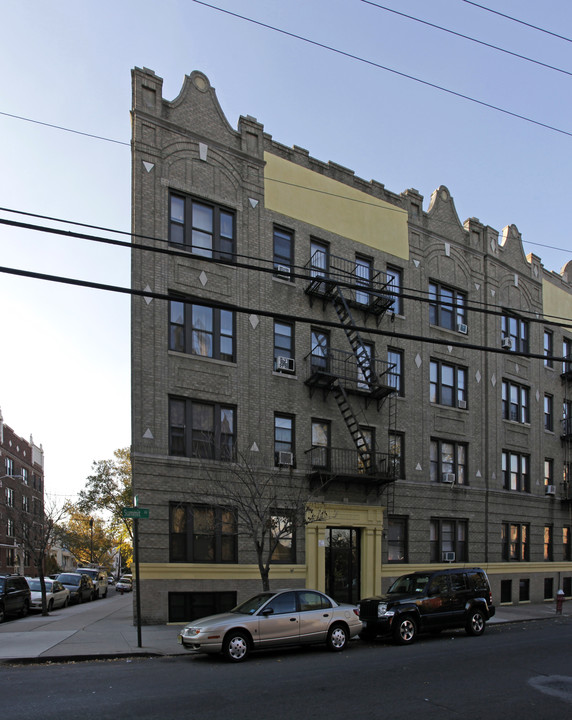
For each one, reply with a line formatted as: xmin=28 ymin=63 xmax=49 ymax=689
xmin=358 ymin=568 xmax=495 ymax=644
xmin=0 ymin=574 xmax=31 ymax=622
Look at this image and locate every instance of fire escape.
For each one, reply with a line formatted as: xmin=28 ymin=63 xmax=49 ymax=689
xmin=561 ymin=348 xmax=572 ymax=502
xmin=303 ymin=251 xmax=397 ymax=487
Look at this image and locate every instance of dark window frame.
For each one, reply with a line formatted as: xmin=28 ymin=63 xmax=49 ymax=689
xmin=501 ymin=522 xmax=530 ymax=561
xmin=501 ymin=379 xmax=530 ymax=424
xmin=169 ymin=397 xmax=236 ymax=462
xmin=429 ymin=281 xmax=467 ymax=331
xmin=273 ymin=226 xmax=294 ymax=277
xmin=274 ymin=413 xmax=295 ymax=467
xmin=387 ymin=516 xmax=408 ymax=563
xmin=169 ymin=502 xmax=238 ymax=564
xmin=502 ymin=313 xmax=529 ymax=353
xmin=430 ymin=359 xmax=467 ymax=408
xmin=387 ymin=347 xmax=404 ymax=396
xmin=387 ymin=265 xmax=403 ymax=315
xmin=429 ymin=517 xmax=468 ymax=563
xmin=544 ymin=525 xmax=553 ymax=562
xmin=169 ymin=192 xmax=235 ymax=261
xmin=430 ymin=438 xmax=468 ymax=485
xmin=389 ymin=431 xmax=404 ymax=478
xmin=544 ymin=329 xmax=553 ymax=368
xmin=169 ymin=298 xmax=235 ymax=362
xmin=269 ymin=512 xmax=296 ymax=564
xmin=502 ymin=451 xmax=530 ymax=493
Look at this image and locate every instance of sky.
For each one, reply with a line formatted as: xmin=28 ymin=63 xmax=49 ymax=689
xmin=1 ymin=0 xmax=571 ymax=505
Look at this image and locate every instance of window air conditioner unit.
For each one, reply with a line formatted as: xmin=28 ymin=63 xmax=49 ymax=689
xmin=457 ymin=323 xmax=468 ymax=334
xmin=502 ymin=336 xmax=513 ymax=349
xmin=275 ymin=264 xmax=291 ymax=277
xmin=458 ymin=400 xmax=467 ymax=410
xmin=442 ymin=473 xmax=456 ymax=484
xmin=442 ymin=551 xmax=455 ymax=562
xmin=275 ymin=356 xmax=295 ymax=373
xmin=545 ymin=485 xmax=556 ymax=496
xmin=278 ymin=451 xmax=294 ymax=466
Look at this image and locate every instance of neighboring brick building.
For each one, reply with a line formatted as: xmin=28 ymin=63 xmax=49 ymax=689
xmin=131 ymin=67 xmax=572 ymax=624
xmin=0 ymin=409 xmax=45 ymax=575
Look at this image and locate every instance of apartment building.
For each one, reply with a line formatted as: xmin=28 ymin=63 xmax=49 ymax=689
xmin=0 ymin=410 xmax=45 ymax=575
xmin=131 ymin=67 xmax=572 ymax=624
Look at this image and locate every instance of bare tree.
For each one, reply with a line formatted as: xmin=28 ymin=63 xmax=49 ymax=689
xmin=16 ymin=496 xmax=67 ymax=616
xmin=179 ymin=453 xmax=328 ymax=591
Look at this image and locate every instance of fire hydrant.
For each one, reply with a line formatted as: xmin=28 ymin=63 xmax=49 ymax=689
xmin=556 ymin=589 xmax=565 ymax=614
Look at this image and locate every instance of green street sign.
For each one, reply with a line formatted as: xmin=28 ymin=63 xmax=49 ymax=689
xmin=122 ymin=507 xmax=150 ymax=519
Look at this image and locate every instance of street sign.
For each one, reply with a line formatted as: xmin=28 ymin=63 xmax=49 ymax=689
xmin=122 ymin=507 xmax=150 ymax=519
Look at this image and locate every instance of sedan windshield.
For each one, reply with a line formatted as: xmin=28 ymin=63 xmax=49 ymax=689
xmin=388 ymin=575 xmax=431 ymax=594
xmin=232 ymin=593 xmax=274 ymax=615
xmin=58 ymin=574 xmax=80 ymax=586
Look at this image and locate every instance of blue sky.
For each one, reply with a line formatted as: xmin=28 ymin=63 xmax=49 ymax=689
xmin=1 ymin=0 xmax=571 ymax=503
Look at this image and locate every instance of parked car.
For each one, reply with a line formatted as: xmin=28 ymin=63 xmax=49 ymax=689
xmin=178 ymin=588 xmax=362 ymax=662
xmin=107 ymin=576 xmax=115 ymax=585
xmin=56 ymin=573 xmax=94 ymax=604
xmin=115 ymin=577 xmax=132 ymax=593
xmin=0 ymin=574 xmax=31 ymax=622
xmin=358 ymin=567 xmax=495 ymax=645
xmin=76 ymin=568 xmax=108 ymax=599
xmin=27 ymin=578 xmax=70 ymax=612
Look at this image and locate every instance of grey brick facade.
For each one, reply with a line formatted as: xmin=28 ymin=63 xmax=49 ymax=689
xmin=131 ymin=67 xmax=572 ymax=624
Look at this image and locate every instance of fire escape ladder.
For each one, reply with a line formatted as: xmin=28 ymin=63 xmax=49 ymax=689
xmin=332 ymin=287 xmax=378 ymax=389
xmin=332 ymin=379 xmax=373 ymax=471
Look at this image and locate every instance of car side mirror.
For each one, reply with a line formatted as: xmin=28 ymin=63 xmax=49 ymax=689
xmin=261 ymin=607 xmax=274 ymax=616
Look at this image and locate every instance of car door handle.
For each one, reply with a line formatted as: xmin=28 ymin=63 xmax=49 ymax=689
xmin=323 ymin=614 xmax=330 ymax=618
xmin=290 ymin=617 xmax=297 ymax=621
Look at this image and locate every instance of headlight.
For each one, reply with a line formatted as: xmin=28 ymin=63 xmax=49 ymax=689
xmin=377 ymin=603 xmax=388 ymax=617
xmin=183 ymin=627 xmax=201 ymax=637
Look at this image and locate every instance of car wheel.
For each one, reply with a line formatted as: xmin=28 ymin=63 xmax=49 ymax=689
xmin=327 ymin=623 xmax=349 ymax=651
xmin=77 ymin=593 xmax=82 ymax=605
xmin=465 ymin=608 xmax=486 ymax=636
xmin=359 ymin=627 xmax=378 ymax=642
xmin=0 ymin=605 xmax=5 ymax=623
xmin=63 ymin=597 xmax=69 ymax=608
xmin=393 ymin=615 xmax=417 ymax=645
xmin=223 ymin=631 xmax=250 ymax=662
xmin=48 ymin=599 xmax=54 ymax=612
xmin=20 ymin=600 xmax=29 ymax=618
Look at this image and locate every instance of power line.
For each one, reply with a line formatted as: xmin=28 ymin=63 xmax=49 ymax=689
xmin=191 ymin=0 xmax=572 ymax=138
xmin=361 ymin=0 xmax=572 ymax=77
xmin=1 ymin=210 xmax=571 ymax=328
xmin=0 ymin=263 xmax=570 ymax=360
xmin=0 ymin=110 xmax=129 ymax=147
xmin=461 ymin=0 xmax=572 ymax=44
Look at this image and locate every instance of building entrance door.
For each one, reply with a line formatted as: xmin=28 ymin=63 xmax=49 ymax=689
xmin=325 ymin=527 xmax=360 ymax=605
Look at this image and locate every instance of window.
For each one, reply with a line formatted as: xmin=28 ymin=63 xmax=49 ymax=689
xmin=501 ymin=522 xmax=529 ymax=561
xmin=7 ymin=519 xmax=14 ymax=537
xmin=21 ymin=468 xmax=28 ymax=485
xmin=5 ymin=487 xmax=14 ymax=507
xmin=388 ymin=517 xmax=408 ymax=563
xmin=502 ymin=314 xmax=529 ymax=353
xmin=430 ymin=438 xmax=467 ymax=485
xmin=430 ymin=360 xmax=466 ymax=407
xmin=502 ymin=451 xmax=530 ymax=492
xmin=355 ymin=256 xmax=372 ymax=305
xmin=169 ymin=398 xmax=235 ymax=461
xmin=270 ymin=514 xmax=296 ymax=563
xmin=500 ymin=579 xmax=512 ymax=604
xmin=542 ymin=394 xmax=554 ymax=432
xmin=389 ymin=431 xmax=404 ymax=478
xmin=501 ymin=380 xmax=530 ymax=424
xmin=274 ymin=321 xmax=294 ymax=370
xmin=429 ymin=282 xmax=466 ymax=331
xmin=563 ymin=527 xmax=571 ymax=562
xmin=430 ymin=518 xmax=467 ymax=562
xmin=544 ymin=458 xmax=554 ymax=489
xmin=169 ymin=300 xmax=234 ymax=362
xmin=544 ymin=578 xmax=554 ymax=600
xmin=387 ymin=348 xmax=403 ymax=396
xmin=273 ymin=226 xmax=293 ymax=276
xmin=169 ymin=503 xmax=237 ymax=563
xmin=6 ymin=548 xmax=15 ymax=566
xmin=519 ymin=579 xmax=530 ymax=602
xmin=387 ymin=266 xmax=402 ymax=315
xmin=544 ymin=330 xmax=553 ymax=367
xmin=544 ymin=525 xmax=553 ymax=561
xmin=275 ymin=414 xmax=294 ymax=466
xmin=310 ymin=239 xmax=329 ymax=277
xmin=563 ymin=400 xmax=572 ymax=437
xmin=310 ymin=329 xmax=329 ymax=372
xmin=22 ymin=496 xmax=29 ymax=512
xmin=564 ymin=338 xmax=572 ymax=375
xmin=168 ymin=591 xmax=237 ymax=623
xmin=5 ymin=458 xmax=14 ymax=476
xmin=311 ymin=419 xmax=330 ymax=470
xmin=169 ymin=193 xmax=235 ymax=260
xmin=564 ymin=577 xmax=572 ymax=597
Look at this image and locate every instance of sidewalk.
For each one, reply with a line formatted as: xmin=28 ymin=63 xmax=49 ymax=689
xmin=0 ymin=592 xmax=570 ymax=664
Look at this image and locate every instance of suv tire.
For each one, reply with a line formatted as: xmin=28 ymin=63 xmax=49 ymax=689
xmin=393 ymin=615 xmax=417 ymax=645
xmin=465 ymin=608 xmax=486 ymax=636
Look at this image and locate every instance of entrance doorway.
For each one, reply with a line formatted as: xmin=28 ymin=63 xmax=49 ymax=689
xmin=325 ymin=527 xmax=360 ymax=604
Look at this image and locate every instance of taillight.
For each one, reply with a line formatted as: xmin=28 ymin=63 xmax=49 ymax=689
xmin=353 ymin=608 xmax=359 ymax=617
